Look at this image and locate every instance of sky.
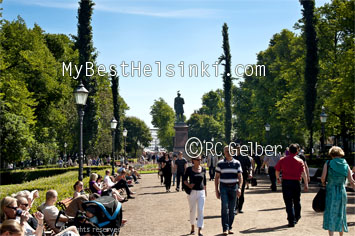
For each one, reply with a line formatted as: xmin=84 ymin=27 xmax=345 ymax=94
xmin=2 ymin=0 xmax=330 ymax=128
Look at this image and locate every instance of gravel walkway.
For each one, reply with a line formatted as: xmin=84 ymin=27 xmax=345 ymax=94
xmin=119 ymin=173 xmax=355 ymax=236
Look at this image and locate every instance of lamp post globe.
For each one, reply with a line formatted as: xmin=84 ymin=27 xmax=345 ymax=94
xmin=110 ymin=117 xmax=118 ymax=175
xmin=74 ymin=83 xmax=89 ymax=181
xmin=123 ymin=128 xmax=128 ymax=164
xmin=320 ymin=106 xmax=328 ymax=159
xmin=265 ymin=123 xmax=270 ymax=145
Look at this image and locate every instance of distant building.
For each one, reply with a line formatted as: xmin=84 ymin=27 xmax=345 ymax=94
xmin=148 ymin=128 xmax=161 ymax=152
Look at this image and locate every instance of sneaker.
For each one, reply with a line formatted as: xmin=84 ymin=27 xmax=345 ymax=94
xmin=228 ymin=230 xmax=234 ymax=234
xmin=223 ymin=231 xmax=228 ymax=235
xmin=176 ymin=188 xmax=180 ymax=192
xmin=135 ymin=181 xmax=139 ymax=184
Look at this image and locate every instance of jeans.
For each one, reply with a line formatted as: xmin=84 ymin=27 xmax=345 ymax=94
xmin=268 ymin=166 xmax=277 ymax=191
xmin=176 ymin=171 xmax=184 ymax=190
xmin=282 ymin=179 xmax=301 ymax=224
xmin=112 ymin=179 xmax=132 ymax=197
xmin=236 ymin=175 xmax=247 ymax=212
xmin=188 ymin=190 xmax=205 ymax=228
xmin=209 ymin=166 xmax=216 ymax=180
xmin=172 ymin=173 xmax=177 ymax=185
xmin=220 ymin=183 xmax=237 ymax=231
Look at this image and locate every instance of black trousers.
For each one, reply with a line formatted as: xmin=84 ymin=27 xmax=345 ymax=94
xmin=282 ymin=179 xmax=301 ymax=224
xmin=112 ymin=179 xmax=131 ymax=197
xmin=164 ymin=172 xmax=172 ymax=190
xmin=268 ymin=166 xmax=277 ymax=191
xmin=209 ymin=166 xmax=216 ymax=180
xmin=176 ymin=171 xmax=184 ymax=190
xmin=236 ymin=175 xmax=247 ymax=211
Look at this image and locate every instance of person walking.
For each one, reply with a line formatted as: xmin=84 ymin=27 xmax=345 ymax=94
xmin=215 ymin=146 xmax=243 ymax=235
xmin=175 ymin=151 xmax=188 ymax=192
xmin=275 ymin=144 xmax=308 ymax=227
xmin=172 ymin=155 xmax=177 ymax=187
xmin=321 ymin=146 xmax=355 ymax=236
xmin=207 ymin=152 xmax=218 ymax=181
xmin=161 ymin=152 xmax=172 ymax=192
xmin=262 ymin=151 xmax=280 ymax=192
xmin=233 ymin=145 xmax=253 ymax=214
xmin=183 ymin=156 xmax=206 ymax=236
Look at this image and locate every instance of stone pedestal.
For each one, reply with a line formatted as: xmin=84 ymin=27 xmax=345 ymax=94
xmin=173 ymin=122 xmax=189 ymax=156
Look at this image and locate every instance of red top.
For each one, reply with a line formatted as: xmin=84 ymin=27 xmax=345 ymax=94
xmin=275 ymin=154 xmax=305 ymax=181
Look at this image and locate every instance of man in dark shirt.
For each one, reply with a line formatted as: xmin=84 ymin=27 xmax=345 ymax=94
xmin=233 ymin=145 xmax=253 ymax=214
xmin=175 ymin=151 xmax=188 ymax=191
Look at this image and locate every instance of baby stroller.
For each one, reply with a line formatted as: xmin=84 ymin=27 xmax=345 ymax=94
xmin=82 ymin=196 xmax=123 ymax=236
xmin=56 ymin=196 xmax=122 ymax=236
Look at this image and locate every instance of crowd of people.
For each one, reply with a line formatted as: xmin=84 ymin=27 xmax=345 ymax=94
xmin=1 ymin=146 xmax=355 ymax=236
xmin=177 ymin=144 xmax=355 ymax=236
xmin=0 ymin=163 xmax=141 ymax=236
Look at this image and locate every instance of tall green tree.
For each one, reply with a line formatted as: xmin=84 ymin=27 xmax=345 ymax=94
xmin=218 ymin=23 xmax=232 ymax=143
xmin=123 ymin=117 xmax=152 ymax=158
xmin=198 ymin=89 xmax=224 ymax=123
xmin=111 ymin=73 xmax=129 ymax=155
xmin=316 ymin=0 xmax=355 ymax=155
xmin=74 ymin=0 xmax=98 ymax=155
xmin=300 ymin=0 xmax=319 ymax=157
xmin=150 ymin=98 xmax=175 ymax=151
xmin=187 ymin=113 xmax=223 ymax=143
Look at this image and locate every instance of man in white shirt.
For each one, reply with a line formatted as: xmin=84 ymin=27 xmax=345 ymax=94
xmin=104 ymin=170 xmax=115 ymax=188
xmin=37 ymin=190 xmax=70 ymax=233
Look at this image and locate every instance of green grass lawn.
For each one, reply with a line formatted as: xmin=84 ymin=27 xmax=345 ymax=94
xmin=0 ymin=169 xmax=107 ymax=213
xmin=0 ymin=168 xmax=157 ymax=213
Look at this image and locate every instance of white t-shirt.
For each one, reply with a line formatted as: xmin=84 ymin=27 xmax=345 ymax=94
xmin=104 ymin=175 xmax=115 ymax=187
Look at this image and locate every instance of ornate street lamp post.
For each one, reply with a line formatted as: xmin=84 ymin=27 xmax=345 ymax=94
xmin=74 ymin=83 xmax=89 ymax=181
xmin=320 ymin=106 xmax=328 ymax=159
xmin=123 ymin=128 xmax=128 ymax=164
xmin=265 ymin=123 xmax=271 ymax=145
xmin=110 ymin=118 xmax=118 ymax=175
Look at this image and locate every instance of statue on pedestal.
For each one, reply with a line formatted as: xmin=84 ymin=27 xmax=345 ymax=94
xmin=174 ymin=91 xmax=185 ymax=123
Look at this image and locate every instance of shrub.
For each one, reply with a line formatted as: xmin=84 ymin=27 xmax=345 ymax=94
xmin=0 ymin=166 xmax=110 ymax=185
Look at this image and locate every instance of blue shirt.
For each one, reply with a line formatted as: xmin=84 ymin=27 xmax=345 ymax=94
xmin=215 ymin=158 xmax=242 ymax=184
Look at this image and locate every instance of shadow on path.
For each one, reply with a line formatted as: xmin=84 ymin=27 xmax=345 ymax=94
xmin=239 ymin=225 xmax=289 ymax=234
xmin=204 ymin=215 xmax=220 ymax=220
xmin=141 ymin=185 xmax=162 ymax=188
xmin=138 ymin=191 xmax=178 ymax=196
xmin=258 ymin=207 xmax=285 ymax=212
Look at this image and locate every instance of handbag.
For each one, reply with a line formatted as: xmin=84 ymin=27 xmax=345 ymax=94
xmin=251 ymin=177 xmax=257 ymax=186
xmin=312 ymin=187 xmax=326 ymax=212
xmin=312 ymin=160 xmax=330 ymax=212
xmin=158 ymin=170 xmax=163 ymax=176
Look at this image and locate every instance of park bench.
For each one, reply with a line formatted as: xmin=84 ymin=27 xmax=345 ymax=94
xmin=57 ymin=197 xmax=73 ymax=211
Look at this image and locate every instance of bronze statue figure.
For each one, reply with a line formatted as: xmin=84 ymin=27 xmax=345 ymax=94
xmin=174 ymin=91 xmax=185 ymax=123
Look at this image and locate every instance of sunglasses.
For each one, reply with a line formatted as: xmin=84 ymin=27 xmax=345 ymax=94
xmin=6 ymin=206 xmax=17 ymax=211
xmin=20 ymin=203 xmax=29 ymax=207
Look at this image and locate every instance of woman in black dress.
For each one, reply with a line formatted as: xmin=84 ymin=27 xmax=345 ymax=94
xmin=161 ymin=152 xmax=172 ymax=192
xmin=183 ymin=155 xmax=207 ymax=236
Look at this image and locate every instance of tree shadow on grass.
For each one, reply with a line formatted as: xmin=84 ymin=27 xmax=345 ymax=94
xmin=239 ymin=225 xmax=289 ymax=234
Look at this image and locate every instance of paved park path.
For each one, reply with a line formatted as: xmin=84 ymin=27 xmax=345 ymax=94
xmin=120 ymin=173 xmax=355 ymax=236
